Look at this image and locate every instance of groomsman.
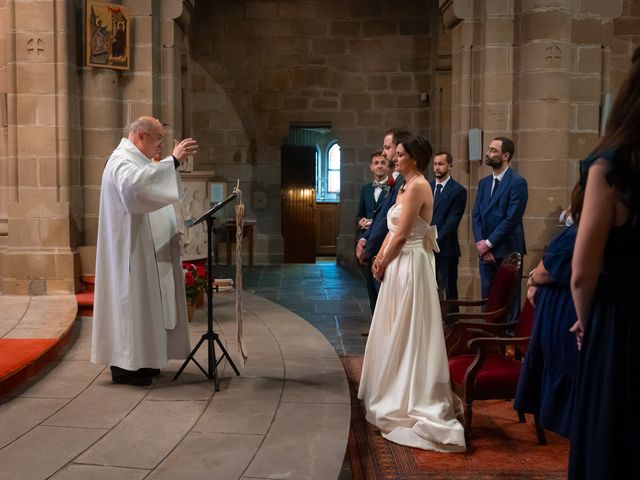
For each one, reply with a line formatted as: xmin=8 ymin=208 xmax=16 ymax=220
xmin=472 ymin=137 xmax=528 ymax=305
xmin=356 ymin=128 xmax=411 ymax=314
xmin=430 ymin=151 xmax=467 ymax=303
xmin=356 ymin=151 xmax=391 ymax=239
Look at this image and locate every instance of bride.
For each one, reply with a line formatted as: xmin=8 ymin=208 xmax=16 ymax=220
xmin=357 ymin=135 xmax=466 ymax=452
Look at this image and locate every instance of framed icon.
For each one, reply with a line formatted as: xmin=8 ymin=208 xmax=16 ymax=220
xmin=86 ymin=1 xmax=130 ymax=70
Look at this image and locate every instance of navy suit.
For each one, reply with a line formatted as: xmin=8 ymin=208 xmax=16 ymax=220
xmin=430 ymin=178 xmax=467 ymax=301
xmin=356 ymin=181 xmax=390 ymax=239
xmin=360 ymin=176 xmax=404 ymax=313
xmin=472 ymin=167 xmax=528 ymax=302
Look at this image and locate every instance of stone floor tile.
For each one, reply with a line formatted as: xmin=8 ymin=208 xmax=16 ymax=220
xmin=43 ymin=382 xmax=146 ymax=429
xmin=76 ymin=400 xmax=206 ymax=469
xmin=244 ymin=402 xmax=350 ymax=480
xmin=0 ymin=397 xmax=68 ymax=449
xmin=282 ymin=356 xmax=349 ymax=404
xmin=0 ymin=425 xmax=105 ymax=480
xmin=16 ymin=360 xmax=104 ymax=399
xmin=148 ymin=432 xmax=262 ymax=480
xmin=194 ymin=376 xmax=283 ymax=435
xmin=50 ymin=464 xmax=149 ymax=480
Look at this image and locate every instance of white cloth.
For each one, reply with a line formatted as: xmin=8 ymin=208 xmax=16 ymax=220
xmin=358 ymin=204 xmax=466 ymax=452
xmin=91 ymin=138 xmax=191 ymax=370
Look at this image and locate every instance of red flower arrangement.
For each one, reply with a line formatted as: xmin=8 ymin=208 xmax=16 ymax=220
xmin=182 ymin=262 xmax=206 ymax=301
xmin=387 ymin=176 xmax=395 ymax=188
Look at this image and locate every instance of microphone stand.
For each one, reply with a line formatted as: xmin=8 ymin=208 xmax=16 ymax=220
xmin=173 ymin=192 xmax=241 ymax=391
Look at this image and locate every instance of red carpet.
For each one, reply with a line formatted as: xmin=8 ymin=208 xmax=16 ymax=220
xmin=341 ymin=355 xmax=569 ymax=479
xmin=0 ymin=338 xmax=58 ymax=395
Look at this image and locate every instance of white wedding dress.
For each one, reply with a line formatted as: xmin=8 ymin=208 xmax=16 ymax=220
xmin=358 ymin=204 xmax=466 ymax=452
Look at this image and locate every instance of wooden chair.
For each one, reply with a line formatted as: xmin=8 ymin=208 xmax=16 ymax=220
xmin=443 ymin=252 xmax=523 ymax=356
xmin=447 ymin=299 xmax=546 ymax=444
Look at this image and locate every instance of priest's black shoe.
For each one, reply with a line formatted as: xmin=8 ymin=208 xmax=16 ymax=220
xmin=137 ymin=368 xmax=161 ymax=377
xmin=110 ymin=366 xmax=152 ymax=387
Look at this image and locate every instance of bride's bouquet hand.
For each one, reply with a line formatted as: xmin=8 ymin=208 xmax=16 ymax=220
xmin=372 ymin=256 xmax=385 ymax=281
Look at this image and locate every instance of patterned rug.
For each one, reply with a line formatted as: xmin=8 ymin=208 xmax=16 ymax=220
xmin=341 ymin=355 xmax=569 ymax=480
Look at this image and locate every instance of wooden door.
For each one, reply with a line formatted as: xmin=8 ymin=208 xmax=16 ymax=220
xmin=281 ymin=145 xmax=317 ymax=263
xmin=315 ymin=203 xmax=338 ymax=255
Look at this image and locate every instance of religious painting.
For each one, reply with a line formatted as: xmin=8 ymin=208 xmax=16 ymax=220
xmin=86 ymin=1 xmax=130 ymax=70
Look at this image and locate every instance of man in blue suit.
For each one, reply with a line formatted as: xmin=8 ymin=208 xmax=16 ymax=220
xmin=356 ymin=151 xmax=391 ymax=240
xmin=430 ymin=151 xmax=467 ymax=303
xmin=472 ymin=137 xmax=528 ymax=303
xmin=356 ymin=128 xmax=411 ymax=314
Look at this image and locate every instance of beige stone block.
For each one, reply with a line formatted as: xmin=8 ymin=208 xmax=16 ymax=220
xmin=357 ymin=111 xmax=383 ymax=128
xmin=312 ymin=38 xmax=346 ymax=55
xmin=330 ymin=72 xmax=364 ymax=93
xmin=520 ymin=42 xmax=571 ymax=72
xmin=572 ymin=17 xmax=603 ymax=44
xmin=412 ymin=110 xmax=432 ymax=129
xmin=16 ymin=32 xmax=55 ymax=63
xmin=520 ymin=10 xmax=571 ymax=43
xmin=246 ymin=1 xmax=278 ymax=18
xmin=399 ymin=55 xmax=431 ymax=72
xmin=520 ymin=0 xmax=571 ymax=11
xmin=360 ymin=55 xmax=398 ymax=73
xmin=18 ymin=158 xmax=39 ymax=187
xmin=8 ymin=218 xmax=40 ymax=247
xmin=519 ymin=71 xmax=570 ymax=101
xmin=390 ymin=75 xmax=413 ymax=90
xmin=517 ymin=131 xmax=569 ymax=159
xmin=362 ymin=20 xmax=398 ymax=35
xmin=293 ymin=19 xmax=328 ymax=36
xmin=82 ymin=215 xmax=99 ymax=245
xmin=578 ymin=0 xmax=623 ymax=16
xmin=516 ymin=159 xmax=574 ymax=189
xmin=342 ymin=94 xmax=372 ymax=110
xmin=127 ymin=101 xmax=154 ymax=124
xmin=482 ymin=103 xmax=511 ymax=131
xmin=396 ymin=94 xmax=420 ymax=108
xmin=483 ymin=74 xmax=513 ymax=102
xmin=575 ymin=104 xmax=599 ymax=132
xmin=518 ymin=101 xmax=569 ymax=130
xmin=9 ymin=189 xmax=66 ymax=218
xmin=275 ymin=37 xmax=309 ymax=55
xmin=17 ymin=126 xmax=56 ymax=156
xmin=484 ymin=17 xmax=515 ymax=45
xmin=36 ymin=95 xmax=57 ymax=126
xmin=326 ymin=55 xmax=360 ymax=73
xmin=485 ymin=0 xmax=517 ymax=14
xmin=131 ymin=45 xmax=153 ymax=73
xmin=569 ymin=132 xmax=599 ymax=159
xmin=2 ymin=279 xmax=31 ymax=295
xmin=330 ymin=21 xmax=360 ymax=36
xmin=525 ymin=187 xmax=570 ymax=216
xmin=483 ymin=46 xmax=510 ymax=74
xmin=46 ymin=279 xmax=76 ymax=294
xmin=383 ymin=111 xmax=413 ymax=128
xmin=16 ymin=94 xmax=37 ymax=125
xmin=54 ymin=251 xmax=78 ymax=279
xmin=14 ymin=1 xmax=54 ymax=31
xmin=570 ymin=75 xmax=601 ymax=103
xmin=331 ymin=111 xmax=356 ymax=129
xmin=349 ymin=39 xmax=383 ymax=55
xmin=16 ymin=63 xmax=55 ymax=94
xmin=578 ymin=46 xmax=603 ymax=74
xmin=398 ymin=20 xmax=429 ymax=36
xmin=38 ymin=157 xmax=59 ymax=187
xmin=367 ymin=75 xmax=388 ymax=91
xmin=252 ymin=93 xmax=282 ymax=111
xmin=281 ymin=97 xmax=307 ymax=110
xmin=612 ymin=18 xmax=640 ymax=37
xmin=39 ymin=217 xmax=70 ymax=247
xmin=82 ymin=186 xmax=101 ymax=216
xmin=278 ymin=2 xmax=315 ymax=18
xmin=291 ymin=67 xmax=332 ymax=88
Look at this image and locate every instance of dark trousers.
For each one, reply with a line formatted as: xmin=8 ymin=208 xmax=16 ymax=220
xmin=435 ymin=255 xmax=459 ymax=301
xmin=360 ymin=261 xmax=378 ymax=315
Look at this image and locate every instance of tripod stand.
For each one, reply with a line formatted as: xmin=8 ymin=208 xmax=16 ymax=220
xmin=173 ymin=193 xmax=240 ymax=391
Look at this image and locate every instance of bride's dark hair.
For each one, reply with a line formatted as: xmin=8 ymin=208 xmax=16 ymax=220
xmin=397 ymin=135 xmax=433 ymax=172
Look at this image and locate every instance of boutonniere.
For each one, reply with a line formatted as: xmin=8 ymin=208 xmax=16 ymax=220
xmin=387 ymin=176 xmax=395 ymax=188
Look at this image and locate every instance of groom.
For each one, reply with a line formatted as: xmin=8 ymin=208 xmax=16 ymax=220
xmin=356 ymin=128 xmax=411 ymax=314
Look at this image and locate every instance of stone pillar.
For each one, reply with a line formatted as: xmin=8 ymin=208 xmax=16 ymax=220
xmin=441 ymin=0 xmax=625 ymax=297
xmin=3 ymin=0 xmax=81 ymax=294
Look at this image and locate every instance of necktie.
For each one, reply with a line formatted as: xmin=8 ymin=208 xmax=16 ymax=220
xmin=434 ymin=183 xmax=443 ymax=203
xmin=491 ymin=178 xmax=500 ymax=197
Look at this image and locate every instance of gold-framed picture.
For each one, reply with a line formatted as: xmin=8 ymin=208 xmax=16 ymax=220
xmin=86 ymin=1 xmax=130 ymax=70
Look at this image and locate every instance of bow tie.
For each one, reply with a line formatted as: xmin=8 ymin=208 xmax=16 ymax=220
xmin=373 ymin=180 xmax=388 ymax=188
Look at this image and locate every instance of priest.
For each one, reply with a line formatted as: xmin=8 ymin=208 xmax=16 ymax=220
xmin=91 ymin=116 xmax=198 ymax=386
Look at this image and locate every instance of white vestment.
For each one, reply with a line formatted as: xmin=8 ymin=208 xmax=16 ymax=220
xmin=91 ymin=138 xmax=191 ymax=370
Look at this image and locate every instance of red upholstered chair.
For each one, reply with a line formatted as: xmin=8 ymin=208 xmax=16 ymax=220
xmin=443 ymin=252 xmax=522 ymax=356
xmin=448 ymin=299 xmax=545 ymax=444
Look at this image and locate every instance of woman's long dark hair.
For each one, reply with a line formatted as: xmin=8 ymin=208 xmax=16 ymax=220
xmin=593 ymin=46 xmax=640 ymax=224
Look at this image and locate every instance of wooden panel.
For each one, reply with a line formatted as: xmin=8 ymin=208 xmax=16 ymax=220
xmin=316 ymin=203 xmax=339 ymax=255
xmin=281 ymin=146 xmax=317 ymax=263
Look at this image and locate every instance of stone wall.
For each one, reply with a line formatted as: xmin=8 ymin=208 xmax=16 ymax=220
xmin=188 ymin=0 xmax=441 ymax=264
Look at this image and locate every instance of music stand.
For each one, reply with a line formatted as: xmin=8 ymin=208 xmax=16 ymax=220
xmin=173 ymin=192 xmax=241 ymax=390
